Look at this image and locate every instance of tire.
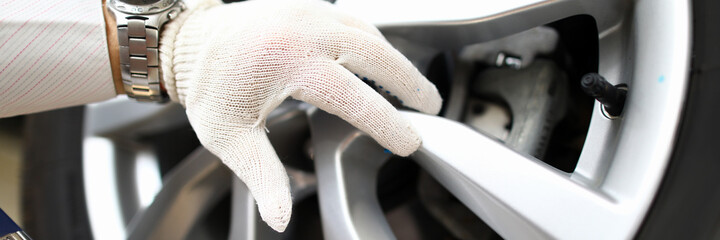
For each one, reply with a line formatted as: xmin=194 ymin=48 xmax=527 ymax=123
xmin=22 ymin=106 xmax=92 ymax=239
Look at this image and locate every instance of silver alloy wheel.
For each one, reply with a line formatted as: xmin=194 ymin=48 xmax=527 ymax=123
xmin=81 ymin=0 xmax=691 ymax=239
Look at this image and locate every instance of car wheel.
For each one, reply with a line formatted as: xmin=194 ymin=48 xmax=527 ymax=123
xmin=22 ymin=0 xmax=717 ymax=239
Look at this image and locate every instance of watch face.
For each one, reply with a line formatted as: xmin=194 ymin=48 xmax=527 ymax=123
xmin=111 ymin=0 xmax=179 ymax=15
xmin=119 ymin=0 xmax=162 ymax=5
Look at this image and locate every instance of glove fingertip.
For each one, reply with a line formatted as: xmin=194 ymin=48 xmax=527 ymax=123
xmin=409 ymin=89 xmax=442 ymax=116
xmin=255 ymin=183 xmax=293 ymax=232
xmin=424 ymin=93 xmax=443 ymax=115
xmin=384 ymin=122 xmax=422 ymax=157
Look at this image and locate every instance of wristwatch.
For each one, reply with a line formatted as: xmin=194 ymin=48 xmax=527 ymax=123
xmin=106 ymin=0 xmax=185 ymax=102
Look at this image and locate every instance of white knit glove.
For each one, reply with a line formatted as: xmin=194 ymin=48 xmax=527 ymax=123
xmin=159 ymin=0 xmax=442 ymax=232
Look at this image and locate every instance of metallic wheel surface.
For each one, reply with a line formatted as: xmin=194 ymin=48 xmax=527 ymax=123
xmin=82 ymin=0 xmax=691 ymax=239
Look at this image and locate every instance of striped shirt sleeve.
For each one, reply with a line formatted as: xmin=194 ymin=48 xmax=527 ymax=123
xmin=0 ymin=0 xmax=116 ymax=117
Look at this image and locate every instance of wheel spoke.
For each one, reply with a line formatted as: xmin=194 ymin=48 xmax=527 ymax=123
xmin=307 ymin=109 xmax=623 ymax=239
xmin=309 ymin=110 xmax=396 ymax=240
xmin=401 ymin=111 xmax=622 ymax=239
xmin=125 ymin=147 xmax=232 ymax=239
xmin=336 ymin=0 xmax=627 ymax=48
xmin=84 ymin=97 xmax=188 ymax=137
xmin=228 ymin=177 xmax=259 ymax=240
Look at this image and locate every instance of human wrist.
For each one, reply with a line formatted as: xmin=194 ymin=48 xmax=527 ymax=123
xmin=102 ymin=0 xmax=124 ymax=95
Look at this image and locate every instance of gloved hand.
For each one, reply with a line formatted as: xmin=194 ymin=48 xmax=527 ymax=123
xmin=159 ymin=0 xmax=442 ymax=232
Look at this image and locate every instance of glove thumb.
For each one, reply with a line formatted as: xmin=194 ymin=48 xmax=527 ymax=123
xmin=212 ymin=127 xmax=293 ymax=232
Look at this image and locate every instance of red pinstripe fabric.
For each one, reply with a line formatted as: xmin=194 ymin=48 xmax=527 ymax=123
xmin=0 ymin=0 xmax=116 ymax=117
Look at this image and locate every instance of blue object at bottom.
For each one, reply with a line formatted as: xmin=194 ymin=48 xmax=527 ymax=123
xmin=0 ymin=207 xmax=21 ymax=236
